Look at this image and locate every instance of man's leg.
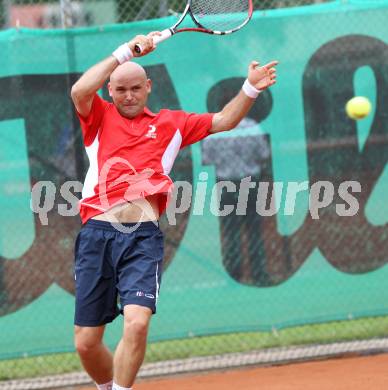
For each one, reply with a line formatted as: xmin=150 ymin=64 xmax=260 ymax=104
xmin=113 ymin=305 xmax=152 ymax=388
xmin=74 ymin=325 xmax=113 ymax=388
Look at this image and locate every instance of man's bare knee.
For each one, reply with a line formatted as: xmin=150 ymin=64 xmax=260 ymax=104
xmin=123 ymin=317 xmax=149 ymax=340
xmin=122 ymin=305 xmax=152 ymax=341
xmin=74 ymin=326 xmax=105 ymax=357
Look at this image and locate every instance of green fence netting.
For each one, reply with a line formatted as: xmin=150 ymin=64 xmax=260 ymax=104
xmin=0 ymin=1 xmax=332 ymax=29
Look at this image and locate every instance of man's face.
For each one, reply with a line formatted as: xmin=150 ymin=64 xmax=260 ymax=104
xmin=109 ymin=74 xmax=151 ymax=119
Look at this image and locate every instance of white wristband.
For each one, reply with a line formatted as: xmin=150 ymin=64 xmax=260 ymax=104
xmin=242 ymin=79 xmax=261 ymax=99
xmin=112 ymin=43 xmax=134 ymax=65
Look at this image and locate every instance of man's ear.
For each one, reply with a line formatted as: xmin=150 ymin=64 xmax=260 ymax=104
xmin=108 ymin=82 xmax=113 ymax=97
xmin=146 ymin=79 xmax=152 ymax=94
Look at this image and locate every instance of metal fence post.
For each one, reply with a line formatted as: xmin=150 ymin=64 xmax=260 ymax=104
xmin=60 ymin=0 xmax=73 ymax=28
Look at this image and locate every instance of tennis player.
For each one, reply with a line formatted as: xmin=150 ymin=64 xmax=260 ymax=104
xmin=71 ymin=32 xmax=277 ymax=390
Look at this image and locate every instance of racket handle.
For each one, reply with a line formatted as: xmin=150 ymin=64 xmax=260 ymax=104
xmin=134 ymin=29 xmax=172 ymax=55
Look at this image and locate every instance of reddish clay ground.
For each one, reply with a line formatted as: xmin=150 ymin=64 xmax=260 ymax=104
xmin=76 ymin=353 xmax=388 ymax=390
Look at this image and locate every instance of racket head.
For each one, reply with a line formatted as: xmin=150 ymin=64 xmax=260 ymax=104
xmin=188 ymin=0 xmax=253 ymax=34
xmin=134 ymin=0 xmax=252 ymax=54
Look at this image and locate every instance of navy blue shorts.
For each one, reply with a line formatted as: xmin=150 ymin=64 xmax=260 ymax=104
xmin=74 ymin=219 xmax=164 ymax=327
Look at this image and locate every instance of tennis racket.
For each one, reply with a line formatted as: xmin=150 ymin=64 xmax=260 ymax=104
xmin=134 ymin=0 xmax=253 ymax=54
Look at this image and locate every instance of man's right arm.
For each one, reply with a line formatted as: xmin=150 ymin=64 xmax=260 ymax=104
xmin=71 ymin=33 xmax=159 ymax=117
xmin=71 ymin=56 xmax=119 ymax=117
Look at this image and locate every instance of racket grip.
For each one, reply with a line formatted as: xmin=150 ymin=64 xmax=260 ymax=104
xmin=134 ymin=29 xmax=172 ymax=55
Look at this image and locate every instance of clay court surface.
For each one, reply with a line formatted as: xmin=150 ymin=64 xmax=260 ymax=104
xmin=75 ymin=353 xmax=388 ymax=390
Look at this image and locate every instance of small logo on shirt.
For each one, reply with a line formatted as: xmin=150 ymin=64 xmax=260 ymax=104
xmin=145 ymin=125 xmax=157 ymax=139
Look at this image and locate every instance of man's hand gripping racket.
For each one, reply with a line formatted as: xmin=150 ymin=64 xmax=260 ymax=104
xmin=133 ymin=0 xmax=253 ymax=55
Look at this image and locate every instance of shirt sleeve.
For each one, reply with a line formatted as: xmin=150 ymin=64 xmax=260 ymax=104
xmin=76 ymin=94 xmax=109 ymax=146
xmin=180 ymin=112 xmax=214 ymax=149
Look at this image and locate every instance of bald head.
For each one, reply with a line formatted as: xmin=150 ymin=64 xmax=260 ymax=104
xmin=110 ymin=62 xmax=147 ymax=84
xmin=108 ymin=62 xmax=152 ymax=119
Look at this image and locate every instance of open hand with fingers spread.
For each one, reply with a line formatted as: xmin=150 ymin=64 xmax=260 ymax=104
xmin=248 ymin=60 xmax=279 ymax=91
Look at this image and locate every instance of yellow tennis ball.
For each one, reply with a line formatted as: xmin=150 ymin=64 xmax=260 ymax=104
xmin=346 ymin=96 xmax=371 ymax=120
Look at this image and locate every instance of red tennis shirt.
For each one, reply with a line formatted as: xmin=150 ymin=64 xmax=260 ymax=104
xmin=76 ymin=94 xmax=214 ymax=224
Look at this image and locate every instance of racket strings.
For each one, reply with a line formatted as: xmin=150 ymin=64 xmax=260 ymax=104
xmin=190 ymin=0 xmax=250 ymax=32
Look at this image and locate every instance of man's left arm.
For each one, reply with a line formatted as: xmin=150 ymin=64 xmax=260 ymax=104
xmin=210 ymin=60 xmax=278 ymax=134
